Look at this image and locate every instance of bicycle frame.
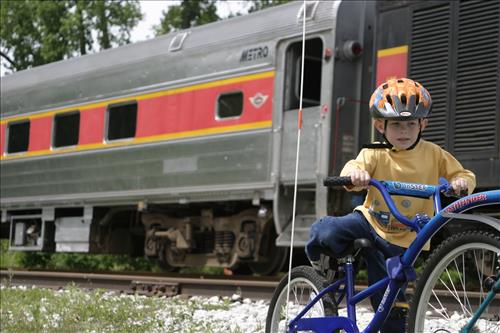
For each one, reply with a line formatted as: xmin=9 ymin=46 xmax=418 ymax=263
xmin=459 ymin=278 xmax=500 ymax=333
xmin=288 ymin=179 xmax=500 ymax=333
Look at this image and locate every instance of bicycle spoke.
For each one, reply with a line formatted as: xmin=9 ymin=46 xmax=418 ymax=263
xmin=438 ymin=276 xmax=473 ymax=317
xmin=473 ymin=249 xmax=485 ymax=305
xmin=453 ymin=256 xmax=473 ymax=315
xmin=445 ymin=267 xmax=462 ymax=308
xmin=429 ymin=291 xmax=451 ymax=320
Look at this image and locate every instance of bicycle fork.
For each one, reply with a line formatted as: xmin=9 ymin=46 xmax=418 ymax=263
xmin=459 ymin=275 xmax=500 ymax=333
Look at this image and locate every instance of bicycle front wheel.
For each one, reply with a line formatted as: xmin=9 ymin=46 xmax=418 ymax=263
xmin=265 ymin=265 xmax=336 ymax=333
xmin=408 ymin=230 xmax=500 ymax=333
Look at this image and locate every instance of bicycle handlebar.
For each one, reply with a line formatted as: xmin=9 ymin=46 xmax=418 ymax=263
xmin=323 ymin=176 xmax=464 ymax=232
xmin=323 ymin=176 xmax=353 ymax=187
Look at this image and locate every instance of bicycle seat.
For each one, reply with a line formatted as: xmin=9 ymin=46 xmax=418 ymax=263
xmin=320 ymin=238 xmax=373 ymax=259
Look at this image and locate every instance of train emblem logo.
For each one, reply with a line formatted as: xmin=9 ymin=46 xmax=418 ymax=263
xmin=249 ymin=93 xmax=268 ymax=108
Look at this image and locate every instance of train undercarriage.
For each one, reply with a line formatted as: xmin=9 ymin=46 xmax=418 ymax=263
xmin=141 ymin=205 xmax=287 ymax=275
xmin=1 ymin=202 xmax=289 ymax=276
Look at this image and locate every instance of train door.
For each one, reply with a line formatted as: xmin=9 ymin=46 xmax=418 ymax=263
xmin=273 ymin=35 xmax=333 ymax=246
xmin=280 ymin=37 xmax=323 ymax=183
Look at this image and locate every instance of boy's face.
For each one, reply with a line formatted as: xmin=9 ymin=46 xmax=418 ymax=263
xmin=374 ymin=119 xmax=428 ymax=150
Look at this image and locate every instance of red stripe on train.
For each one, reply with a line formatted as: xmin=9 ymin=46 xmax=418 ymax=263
xmin=136 ymin=76 xmax=273 ymax=138
xmin=29 ymin=117 xmax=52 ymax=151
xmin=0 ymin=124 xmax=6 ymax=154
xmin=79 ymin=108 xmax=105 ymax=145
xmin=14 ymin=75 xmax=274 ymax=153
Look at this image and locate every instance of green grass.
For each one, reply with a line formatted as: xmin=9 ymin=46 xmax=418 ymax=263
xmin=0 ymin=241 xmax=25 ymax=269
xmin=0 ymin=239 xmax=161 ymax=272
xmin=0 ymin=239 xmax=224 ymax=275
xmin=0 ymin=283 xmax=255 ymax=333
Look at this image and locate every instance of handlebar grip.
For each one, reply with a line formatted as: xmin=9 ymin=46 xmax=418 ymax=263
xmin=323 ymin=176 xmax=353 ymax=187
xmin=443 ymin=186 xmax=469 ymax=198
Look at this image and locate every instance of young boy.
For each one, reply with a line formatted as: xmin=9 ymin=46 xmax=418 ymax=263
xmin=305 ymin=78 xmax=476 ymax=332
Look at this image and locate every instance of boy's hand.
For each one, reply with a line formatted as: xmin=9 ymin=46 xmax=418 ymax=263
xmin=451 ymin=177 xmax=468 ymax=196
xmin=349 ymin=169 xmax=370 ymax=188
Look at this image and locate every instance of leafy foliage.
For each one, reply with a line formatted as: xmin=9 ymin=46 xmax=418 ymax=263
xmin=0 ymin=0 xmax=142 ymax=72
xmin=247 ymin=0 xmax=293 ymax=13
xmin=0 ymin=1 xmax=68 ymax=71
xmin=154 ymin=0 xmax=219 ymax=35
xmin=0 ymin=240 xmax=160 ymax=272
xmin=0 ymin=239 xmax=224 ymax=274
xmin=91 ymin=0 xmax=143 ymax=50
xmin=153 ymin=0 xmax=293 ymax=36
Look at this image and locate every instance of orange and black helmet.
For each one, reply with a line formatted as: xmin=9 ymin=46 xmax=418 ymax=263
xmin=369 ymin=78 xmax=432 ymax=120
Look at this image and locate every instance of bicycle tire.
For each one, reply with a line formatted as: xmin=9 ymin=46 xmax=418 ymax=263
xmin=265 ymin=265 xmax=337 ymax=333
xmin=408 ymin=230 xmax=500 ymax=333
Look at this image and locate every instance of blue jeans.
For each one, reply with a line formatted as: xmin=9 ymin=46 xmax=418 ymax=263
xmin=305 ymin=212 xmax=407 ymax=333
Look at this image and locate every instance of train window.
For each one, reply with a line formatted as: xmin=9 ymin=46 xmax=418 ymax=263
xmin=106 ymin=102 xmax=137 ymax=140
xmin=7 ymin=120 xmax=30 ymax=154
xmin=217 ymin=92 xmax=243 ymax=119
xmin=284 ymin=38 xmax=323 ymax=110
xmin=53 ymin=111 xmax=80 ymax=148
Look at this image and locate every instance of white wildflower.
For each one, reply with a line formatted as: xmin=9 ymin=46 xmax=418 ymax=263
xmin=25 ymin=312 xmax=34 ymax=322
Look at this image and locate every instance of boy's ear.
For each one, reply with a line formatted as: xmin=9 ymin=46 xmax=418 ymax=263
xmin=420 ymin=118 xmax=428 ymax=130
xmin=374 ymin=119 xmax=385 ymax=134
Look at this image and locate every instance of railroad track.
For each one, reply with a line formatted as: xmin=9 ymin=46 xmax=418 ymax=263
xmin=2 ymin=269 xmax=497 ymax=314
xmin=0 ymin=269 xmax=280 ymax=300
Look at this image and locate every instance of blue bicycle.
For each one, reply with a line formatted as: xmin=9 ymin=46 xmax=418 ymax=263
xmin=266 ymin=177 xmax=500 ymax=333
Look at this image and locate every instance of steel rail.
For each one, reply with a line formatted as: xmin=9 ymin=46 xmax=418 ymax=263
xmin=0 ymin=269 xmax=279 ymax=300
xmin=2 ymin=269 xmax=496 ymax=314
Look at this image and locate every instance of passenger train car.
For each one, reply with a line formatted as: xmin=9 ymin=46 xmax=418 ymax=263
xmin=1 ymin=0 xmax=499 ymax=274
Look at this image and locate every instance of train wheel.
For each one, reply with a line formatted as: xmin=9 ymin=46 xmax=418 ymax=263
xmin=156 ymin=258 xmax=178 ymax=272
xmin=249 ymin=246 xmax=288 ymax=276
xmin=248 ymin=223 xmax=288 ymax=275
xmin=157 ymin=242 xmax=179 ymax=272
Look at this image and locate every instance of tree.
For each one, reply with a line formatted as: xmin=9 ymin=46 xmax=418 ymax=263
xmin=0 ymin=0 xmax=142 ymax=72
xmin=62 ymin=0 xmax=143 ymax=55
xmin=154 ymin=0 xmax=219 ymax=35
xmin=92 ymin=0 xmax=142 ymax=50
xmin=153 ymin=0 xmax=293 ymax=36
xmin=65 ymin=0 xmax=94 ymax=56
xmin=0 ymin=1 xmax=71 ymax=71
xmin=247 ymin=0 xmax=293 ymax=13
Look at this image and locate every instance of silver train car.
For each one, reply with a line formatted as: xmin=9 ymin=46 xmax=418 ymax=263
xmin=1 ymin=0 xmax=499 ymax=275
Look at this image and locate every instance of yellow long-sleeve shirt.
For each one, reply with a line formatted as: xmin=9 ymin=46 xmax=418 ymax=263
xmin=340 ymin=139 xmax=476 ymax=249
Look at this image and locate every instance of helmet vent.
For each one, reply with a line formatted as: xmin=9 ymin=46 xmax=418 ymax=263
xmin=398 ymin=79 xmax=404 ymax=83
xmin=415 ymin=94 xmax=420 ymax=106
xmin=386 ymin=95 xmax=393 ymax=105
xmin=401 ymin=94 xmax=407 ymax=105
xmin=382 ymin=83 xmax=388 ymax=89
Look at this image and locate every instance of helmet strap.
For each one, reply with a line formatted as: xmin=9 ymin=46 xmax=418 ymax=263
xmin=382 ymin=120 xmax=394 ymax=149
xmin=406 ymin=128 xmax=422 ymax=150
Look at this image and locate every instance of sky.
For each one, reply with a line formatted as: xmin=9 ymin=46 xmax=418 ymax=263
xmin=132 ymin=0 xmax=251 ymax=42
xmin=0 ymin=1 xmax=250 ymax=76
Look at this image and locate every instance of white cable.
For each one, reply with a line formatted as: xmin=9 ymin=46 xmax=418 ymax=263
xmin=284 ymin=0 xmax=307 ymax=331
